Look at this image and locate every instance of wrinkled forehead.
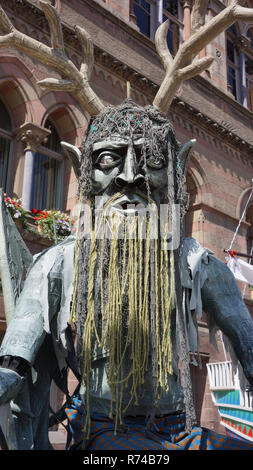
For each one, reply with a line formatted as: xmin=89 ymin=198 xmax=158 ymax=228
xmin=92 ymin=137 xmax=147 ymax=152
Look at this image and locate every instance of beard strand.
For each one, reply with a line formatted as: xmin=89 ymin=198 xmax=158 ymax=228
xmin=73 ymin=199 xmax=175 ymax=435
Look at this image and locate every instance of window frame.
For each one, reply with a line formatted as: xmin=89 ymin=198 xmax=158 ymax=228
xmin=133 ymin=0 xmax=154 ymax=39
xmin=226 ymin=33 xmax=240 ymax=101
xmin=133 ymin=0 xmax=183 ymax=47
xmin=32 ymin=137 xmax=65 ymax=211
xmin=162 ymin=2 xmax=183 ymax=56
xmin=244 ymin=26 xmax=253 ymax=112
xmin=245 ymin=53 xmax=253 ymax=112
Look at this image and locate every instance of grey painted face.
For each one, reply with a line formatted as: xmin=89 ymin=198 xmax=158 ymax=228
xmin=91 ymin=136 xmax=168 ymax=214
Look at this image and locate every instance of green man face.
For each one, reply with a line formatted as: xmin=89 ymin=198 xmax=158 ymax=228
xmin=91 ymin=133 xmax=169 ymax=214
xmin=80 ymin=100 xmax=179 ymax=216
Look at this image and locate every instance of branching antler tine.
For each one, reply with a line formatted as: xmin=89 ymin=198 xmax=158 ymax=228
xmin=75 ymin=25 xmax=94 ymax=80
xmin=40 ymin=0 xmax=64 ymax=52
xmin=235 ymin=5 xmax=253 ymax=20
xmin=153 ymin=2 xmax=253 ymax=113
xmin=181 ymin=4 xmax=253 ymax=63
xmin=191 ymin=0 xmax=208 ymax=34
xmin=155 ymin=20 xmax=173 ymax=71
xmin=178 ymin=56 xmax=214 ymax=81
xmin=0 ymin=3 xmax=105 ymax=116
xmin=37 ymin=78 xmax=76 ymax=91
xmin=0 ymin=6 xmax=14 ymax=34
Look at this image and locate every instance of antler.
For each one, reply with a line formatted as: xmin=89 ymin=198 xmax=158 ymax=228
xmin=153 ymin=0 xmax=253 ymax=113
xmin=0 ymin=1 xmax=105 ymax=116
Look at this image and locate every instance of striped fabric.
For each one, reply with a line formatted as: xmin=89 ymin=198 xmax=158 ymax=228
xmin=65 ymin=395 xmax=253 ymax=451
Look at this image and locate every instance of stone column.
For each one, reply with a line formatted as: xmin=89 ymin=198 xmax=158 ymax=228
xmin=15 ymin=123 xmax=51 ymax=211
xmin=157 ymin=0 xmax=163 ymax=26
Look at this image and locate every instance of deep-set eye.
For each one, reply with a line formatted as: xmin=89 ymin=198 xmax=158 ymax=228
xmin=96 ymin=151 xmax=121 ymax=169
xmin=147 ymin=156 xmax=165 ymax=169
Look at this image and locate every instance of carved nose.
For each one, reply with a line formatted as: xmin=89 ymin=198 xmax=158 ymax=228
xmin=115 ymin=145 xmax=145 ymax=188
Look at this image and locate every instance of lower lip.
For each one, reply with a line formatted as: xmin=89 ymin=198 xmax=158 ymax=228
xmin=110 ymin=204 xmax=147 ymax=216
xmin=115 ymin=207 xmax=137 ymax=214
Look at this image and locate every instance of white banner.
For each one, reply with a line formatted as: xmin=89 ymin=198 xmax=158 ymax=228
xmin=226 ymin=256 xmax=253 ymax=285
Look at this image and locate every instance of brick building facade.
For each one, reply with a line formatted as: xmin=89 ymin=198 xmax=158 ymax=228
xmin=0 ymin=0 xmax=253 ymax=449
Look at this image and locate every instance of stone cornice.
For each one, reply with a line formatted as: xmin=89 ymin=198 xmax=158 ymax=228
xmin=180 ymin=0 xmax=193 ymax=8
xmin=172 ymin=96 xmax=253 ymax=155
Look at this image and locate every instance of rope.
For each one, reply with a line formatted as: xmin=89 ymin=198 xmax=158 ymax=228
xmin=222 ymin=181 xmax=253 ymax=356
xmin=229 ymin=181 xmax=253 ymax=251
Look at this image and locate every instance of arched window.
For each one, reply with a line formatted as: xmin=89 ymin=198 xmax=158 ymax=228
xmin=31 ymin=119 xmax=63 ymax=210
xmin=0 ymin=98 xmax=12 ymax=192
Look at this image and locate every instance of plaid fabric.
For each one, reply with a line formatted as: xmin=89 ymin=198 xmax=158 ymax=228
xmin=65 ymin=395 xmax=253 ymax=451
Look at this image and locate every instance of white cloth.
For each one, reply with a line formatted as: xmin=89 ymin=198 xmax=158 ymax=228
xmin=180 ymin=237 xmax=213 ymax=357
xmin=226 ymin=255 xmax=253 ymax=285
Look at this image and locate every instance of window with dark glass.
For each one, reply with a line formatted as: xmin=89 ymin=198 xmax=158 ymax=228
xmin=227 ymin=64 xmax=237 ymax=99
xmin=226 ymin=32 xmax=239 ymax=100
xmin=0 ymin=99 xmax=12 ymax=192
xmin=245 ymin=55 xmax=253 ymax=112
xmin=163 ymin=0 xmax=178 ymax=17
xmin=227 ymin=39 xmax=235 ymax=63
xmin=246 ymin=27 xmax=253 ymax=47
xmin=134 ymin=0 xmax=151 ymax=37
xmin=162 ymin=0 xmax=181 ymax=56
xmin=31 ymin=119 xmax=63 ymax=210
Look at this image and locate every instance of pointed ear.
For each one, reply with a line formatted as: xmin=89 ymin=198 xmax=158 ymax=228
xmin=177 ymin=139 xmax=196 ymax=175
xmin=61 ymin=141 xmax=81 ymax=178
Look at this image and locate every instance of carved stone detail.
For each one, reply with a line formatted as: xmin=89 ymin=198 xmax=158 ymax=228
xmin=180 ymin=0 xmax=193 ymax=9
xmin=234 ymin=35 xmax=252 ymax=53
xmin=15 ymin=122 xmax=51 ymax=152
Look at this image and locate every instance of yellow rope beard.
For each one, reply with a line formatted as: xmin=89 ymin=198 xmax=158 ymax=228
xmin=72 ymin=195 xmax=175 ymax=437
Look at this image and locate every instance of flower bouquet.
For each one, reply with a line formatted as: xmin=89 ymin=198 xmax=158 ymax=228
xmin=4 ymin=195 xmax=27 ymax=228
xmin=32 ymin=208 xmax=74 ymax=242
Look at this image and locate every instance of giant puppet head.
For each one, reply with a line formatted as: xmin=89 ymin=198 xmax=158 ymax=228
xmin=80 ymin=99 xmax=192 ymax=222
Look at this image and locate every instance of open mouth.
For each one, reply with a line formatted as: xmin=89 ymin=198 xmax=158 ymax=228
xmin=120 ymin=202 xmax=139 ymax=210
xmin=111 ymin=199 xmax=147 ymax=214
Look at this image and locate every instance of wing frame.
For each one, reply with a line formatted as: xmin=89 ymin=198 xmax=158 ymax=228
xmin=0 ymin=188 xmax=33 ymax=325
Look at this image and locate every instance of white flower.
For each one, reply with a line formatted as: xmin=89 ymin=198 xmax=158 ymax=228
xmin=14 ymin=211 xmax=21 ymax=218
